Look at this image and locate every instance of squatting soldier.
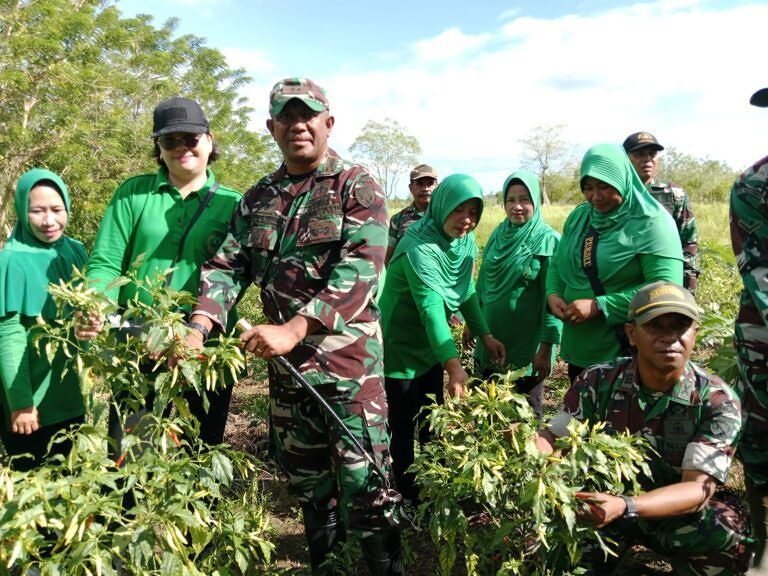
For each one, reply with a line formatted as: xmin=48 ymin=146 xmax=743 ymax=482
xmin=731 ymin=85 xmax=768 ymax=572
xmin=186 ymin=78 xmax=403 ymax=575
xmin=384 ymin=164 xmax=437 ymax=265
xmin=623 ymin=131 xmax=700 ymax=294
xmin=537 ymin=282 xmax=751 ymax=575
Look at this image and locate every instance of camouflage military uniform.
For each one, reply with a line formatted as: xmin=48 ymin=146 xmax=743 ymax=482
xmin=194 ymin=148 xmax=400 ymax=534
xmin=387 ymin=203 xmax=424 ymax=250
xmin=549 ymin=357 xmax=750 ymax=575
xmin=647 ymin=178 xmax=700 ymax=293
xmin=730 ymin=155 xmax=768 ymax=487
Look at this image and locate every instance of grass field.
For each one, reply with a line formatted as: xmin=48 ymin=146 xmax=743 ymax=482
xmin=388 ymin=200 xmax=733 ymax=251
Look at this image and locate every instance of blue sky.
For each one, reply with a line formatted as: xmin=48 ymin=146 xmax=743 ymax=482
xmin=118 ymin=0 xmax=767 ymax=197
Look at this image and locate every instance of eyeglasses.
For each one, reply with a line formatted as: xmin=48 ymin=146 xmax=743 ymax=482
xmin=156 ymin=133 xmax=203 ymax=150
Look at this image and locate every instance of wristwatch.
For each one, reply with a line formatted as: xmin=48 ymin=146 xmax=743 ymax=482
xmin=186 ymin=321 xmax=210 ymax=342
xmin=619 ymin=495 xmax=638 ymax=521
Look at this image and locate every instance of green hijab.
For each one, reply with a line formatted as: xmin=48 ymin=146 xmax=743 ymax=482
xmin=391 ymin=173 xmax=484 ymax=311
xmin=555 ymin=144 xmax=682 ymax=290
xmin=476 ymin=170 xmax=559 ymax=304
xmin=0 ymin=168 xmax=87 ymax=318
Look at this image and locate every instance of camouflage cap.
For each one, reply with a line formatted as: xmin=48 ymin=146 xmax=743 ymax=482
xmin=628 ymin=281 xmax=699 ymax=325
xmin=269 ymin=78 xmax=329 ymax=117
xmin=622 ymin=132 xmax=664 ymax=153
xmin=410 ymin=164 xmax=438 ymax=182
xmin=750 ymin=88 xmax=768 ymax=108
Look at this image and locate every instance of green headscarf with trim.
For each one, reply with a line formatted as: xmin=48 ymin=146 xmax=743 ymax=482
xmin=390 ymin=173 xmax=484 ymax=311
xmin=0 ymin=168 xmax=87 ymax=318
xmin=555 ymin=144 xmax=682 ymax=290
xmin=476 ymin=169 xmax=559 ymax=304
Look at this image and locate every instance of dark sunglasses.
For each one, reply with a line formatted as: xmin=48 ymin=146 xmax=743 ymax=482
xmin=156 ymin=133 xmax=204 ymax=150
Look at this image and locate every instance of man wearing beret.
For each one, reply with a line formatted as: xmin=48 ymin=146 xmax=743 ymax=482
xmin=537 ymin=281 xmax=750 ymax=575
xmin=623 ymin=132 xmax=700 ymax=294
xmin=187 ymin=78 xmax=403 ymax=574
xmin=731 ymin=86 xmax=768 ymax=573
xmin=385 ymin=164 xmax=437 ymax=265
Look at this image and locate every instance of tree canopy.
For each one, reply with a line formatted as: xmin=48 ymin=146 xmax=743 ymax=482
xmin=0 ymin=0 xmax=277 ymax=249
xmin=350 ymin=118 xmax=421 ymax=198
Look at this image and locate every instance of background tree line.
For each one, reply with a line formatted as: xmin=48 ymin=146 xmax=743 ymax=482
xmin=0 ymin=0 xmax=278 ymax=249
xmin=1 ymin=0 xmax=738 ymax=251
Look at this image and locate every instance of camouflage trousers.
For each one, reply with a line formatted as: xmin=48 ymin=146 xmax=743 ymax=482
xmin=734 ymin=318 xmax=768 ymax=486
xmin=588 ymin=491 xmax=751 ymax=575
xmin=268 ymin=364 xmax=401 ymax=536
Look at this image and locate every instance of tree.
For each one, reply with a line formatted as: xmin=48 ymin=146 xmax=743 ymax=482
xmin=661 ymin=148 xmax=738 ymax=203
xmin=0 ymin=0 xmax=277 ymax=248
xmin=349 ymin=118 xmax=421 ymax=198
xmin=519 ymin=123 xmax=576 ymax=204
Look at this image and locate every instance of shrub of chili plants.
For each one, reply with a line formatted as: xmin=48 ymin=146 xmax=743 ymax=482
xmin=412 ymin=374 xmax=651 ymax=576
xmin=0 ymin=270 xmax=276 ymax=575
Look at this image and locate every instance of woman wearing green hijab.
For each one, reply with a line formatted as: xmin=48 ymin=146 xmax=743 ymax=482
xmin=469 ymin=170 xmax=562 ymax=418
xmin=0 ymin=169 xmax=88 ymax=471
xmin=380 ymin=173 xmax=505 ymax=502
xmin=546 ymin=144 xmax=683 ymax=382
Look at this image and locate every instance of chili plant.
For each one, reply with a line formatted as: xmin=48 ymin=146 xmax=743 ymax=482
xmin=412 ymin=375 xmax=651 ymax=576
xmin=0 ymin=270 xmax=276 ymax=575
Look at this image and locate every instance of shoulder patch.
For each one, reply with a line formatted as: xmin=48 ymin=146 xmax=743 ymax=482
xmin=354 ymin=181 xmax=377 ymax=208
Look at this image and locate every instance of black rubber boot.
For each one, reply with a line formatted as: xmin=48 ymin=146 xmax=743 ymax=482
xmin=301 ymin=503 xmax=347 ymax=575
xmin=359 ymin=529 xmax=404 ymax=576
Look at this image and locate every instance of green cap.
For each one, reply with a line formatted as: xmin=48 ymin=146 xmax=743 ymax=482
xmin=628 ymin=281 xmax=699 ymax=325
xmin=269 ymin=78 xmax=329 ymax=117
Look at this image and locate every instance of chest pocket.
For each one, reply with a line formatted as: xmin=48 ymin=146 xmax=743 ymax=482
xmin=296 ymin=187 xmax=344 ymax=280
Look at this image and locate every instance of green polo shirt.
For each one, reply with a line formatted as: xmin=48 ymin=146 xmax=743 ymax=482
xmin=87 ymin=168 xmax=241 ymax=315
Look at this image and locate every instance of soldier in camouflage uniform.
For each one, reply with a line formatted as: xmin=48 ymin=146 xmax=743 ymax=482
xmin=730 ymin=86 xmax=768 ymax=572
xmin=384 ymin=164 xmax=437 ymax=265
xmin=186 ymin=78 xmax=403 ymax=575
xmin=538 ymin=282 xmax=750 ymax=575
xmin=624 ymin=132 xmax=700 ymax=294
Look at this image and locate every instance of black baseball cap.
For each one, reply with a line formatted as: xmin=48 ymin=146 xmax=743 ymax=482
xmin=750 ymin=88 xmax=768 ymax=108
xmin=152 ymin=97 xmax=210 ymax=138
xmin=622 ymin=132 xmax=664 ymax=154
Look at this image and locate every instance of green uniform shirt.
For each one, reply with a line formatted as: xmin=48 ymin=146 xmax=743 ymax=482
xmin=86 ymin=168 xmax=241 ymax=316
xmin=476 ymin=254 xmax=562 ymax=371
xmin=381 ymin=254 xmax=489 ymax=379
xmin=546 ymin=252 xmax=683 ymax=367
xmin=0 ymin=314 xmax=85 ymax=428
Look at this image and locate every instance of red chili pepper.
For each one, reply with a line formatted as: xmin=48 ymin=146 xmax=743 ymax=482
xmin=115 ymin=452 xmax=127 ymax=468
xmin=168 ymin=430 xmax=182 ymax=448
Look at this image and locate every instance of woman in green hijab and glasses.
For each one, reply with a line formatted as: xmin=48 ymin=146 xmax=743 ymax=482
xmin=0 ymin=169 xmax=88 ymax=471
xmin=380 ymin=173 xmax=505 ymax=502
xmin=547 ymin=144 xmax=683 ymax=383
xmin=467 ymin=170 xmax=562 ymax=418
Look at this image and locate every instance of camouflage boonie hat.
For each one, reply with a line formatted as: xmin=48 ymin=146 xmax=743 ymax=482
xmin=409 ymin=164 xmax=438 ymax=182
xmin=628 ymin=281 xmax=699 ymax=325
xmin=750 ymin=88 xmax=768 ymax=108
xmin=623 ymin=131 xmax=664 ymax=153
xmin=269 ymin=78 xmax=329 ymax=117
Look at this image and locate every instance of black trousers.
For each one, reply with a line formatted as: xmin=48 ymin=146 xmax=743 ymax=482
xmin=107 ymin=383 xmax=234 ymax=460
xmin=0 ymin=415 xmax=84 ymax=471
xmin=385 ymin=363 xmax=444 ymax=501
xmin=568 ymin=363 xmax=586 ymax=385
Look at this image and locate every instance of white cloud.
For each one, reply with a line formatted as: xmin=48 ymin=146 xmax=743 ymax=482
xmin=311 ymin=1 xmax=768 ymax=197
xmin=410 ymin=27 xmax=493 ymax=63
xmin=235 ymin=1 xmax=766 ymax=197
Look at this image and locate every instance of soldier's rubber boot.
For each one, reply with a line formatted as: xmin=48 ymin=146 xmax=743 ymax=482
xmin=359 ymin=528 xmax=404 ymax=576
xmin=746 ymin=478 xmax=768 ymax=573
xmin=301 ymin=503 xmax=347 ymax=575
